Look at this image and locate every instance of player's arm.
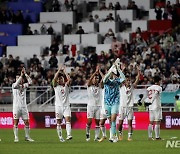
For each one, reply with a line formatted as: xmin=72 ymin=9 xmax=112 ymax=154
xmin=103 ymin=64 xmax=116 ymax=83
xmin=87 ymin=66 xmax=99 ymax=87
xmin=133 ymin=65 xmax=140 ymax=86
xmin=99 ymin=67 xmax=104 ymax=88
xmin=52 ymin=65 xmax=62 ymax=87
xmin=115 ymin=59 xmax=126 ymax=83
xmin=63 ymin=66 xmax=71 ymax=87
xmin=24 ymin=68 xmax=32 ymax=86
xmin=13 ymin=68 xmax=24 ymax=88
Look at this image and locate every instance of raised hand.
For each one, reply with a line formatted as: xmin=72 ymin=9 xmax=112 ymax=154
xmin=21 ymin=67 xmax=25 ymax=76
xmin=120 ymin=63 xmax=126 ymax=71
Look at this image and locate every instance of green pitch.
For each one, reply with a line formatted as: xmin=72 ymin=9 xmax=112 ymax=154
xmin=0 ymin=129 xmax=179 ymax=154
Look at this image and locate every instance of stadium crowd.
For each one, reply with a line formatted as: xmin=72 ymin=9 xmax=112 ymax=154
xmin=0 ymin=0 xmax=179 ymax=90
xmin=0 ymin=27 xmax=179 ymax=89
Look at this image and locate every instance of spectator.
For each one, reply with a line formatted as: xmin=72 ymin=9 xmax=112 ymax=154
xmin=115 ymin=2 xmax=121 ymax=10
xmin=49 ymin=54 xmax=58 ymax=68
xmin=70 ymin=0 xmax=78 ymax=11
xmin=104 ymin=13 xmax=114 ymax=22
xmin=76 ymin=26 xmax=85 ymax=34
xmin=98 ymin=51 xmax=107 ymax=64
xmin=94 ymin=14 xmax=100 ymax=23
xmin=75 ymin=51 xmax=85 ymax=66
xmin=15 ymin=10 xmax=24 ymax=23
xmin=108 ymin=2 xmax=114 ymax=10
xmin=155 ymin=6 xmax=163 ymax=20
xmin=50 ymin=40 xmax=59 ymax=55
xmin=52 ymin=0 xmax=60 ymax=12
xmin=104 ymin=28 xmax=114 ymax=44
xmin=26 ymin=26 xmax=33 ymax=35
xmin=111 ymin=37 xmax=121 ymax=57
xmin=89 ymin=50 xmax=98 ymax=67
xmin=40 ymin=24 xmax=47 ymax=35
xmin=30 ymin=54 xmax=40 ymax=66
xmin=99 ymin=2 xmax=107 ymax=10
xmin=40 ymin=55 xmax=49 ymax=70
xmin=88 ymin=15 xmax=94 ymax=22
xmin=47 ymin=25 xmax=54 ymax=35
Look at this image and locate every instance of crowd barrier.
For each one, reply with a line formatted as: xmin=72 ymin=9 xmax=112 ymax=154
xmin=0 ymin=112 xmax=179 ymax=130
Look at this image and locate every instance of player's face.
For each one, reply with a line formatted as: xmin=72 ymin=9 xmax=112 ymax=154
xmin=125 ymin=78 xmax=131 ymax=86
xmin=57 ymin=76 xmax=64 ymax=85
xmin=93 ymin=76 xmax=99 ymax=84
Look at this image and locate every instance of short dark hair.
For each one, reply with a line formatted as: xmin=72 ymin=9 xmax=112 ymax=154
xmin=153 ymin=76 xmax=161 ymax=84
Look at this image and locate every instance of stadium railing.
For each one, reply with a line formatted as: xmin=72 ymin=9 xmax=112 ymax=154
xmin=0 ymin=85 xmax=178 ymax=112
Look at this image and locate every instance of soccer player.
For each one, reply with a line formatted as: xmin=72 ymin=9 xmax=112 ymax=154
xmin=52 ymin=65 xmax=72 ymax=142
xmin=12 ymin=67 xmax=34 ymax=142
xmin=103 ymin=59 xmax=126 ymax=142
xmin=146 ymin=76 xmax=162 ymax=140
xmin=98 ymin=87 xmax=108 ymax=142
xmin=86 ymin=66 xmax=103 ymax=141
xmin=118 ymin=65 xmax=140 ymax=141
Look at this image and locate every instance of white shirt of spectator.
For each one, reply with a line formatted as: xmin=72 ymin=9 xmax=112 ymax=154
xmin=147 ymin=85 xmax=162 ymax=110
xmin=12 ymin=77 xmax=29 ymax=108
xmin=54 ymin=85 xmax=70 ymax=107
xmin=87 ymin=86 xmax=102 ymax=106
xmin=120 ymin=85 xmax=134 ymax=107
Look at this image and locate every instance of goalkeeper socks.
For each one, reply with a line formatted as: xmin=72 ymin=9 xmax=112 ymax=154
xmin=155 ymin=124 xmax=160 ymax=138
xmin=95 ymin=125 xmax=100 ymax=139
xmin=24 ymin=125 xmax=30 ymax=138
xmin=100 ymin=125 xmax=106 ymax=137
xmin=13 ymin=125 xmax=18 ymax=139
xmin=148 ymin=124 xmax=153 ymax=138
xmin=109 ymin=126 xmax=112 ymax=139
xmin=57 ymin=124 xmax=62 ymax=138
xmin=66 ymin=122 xmax=71 ymax=136
xmin=111 ymin=121 xmax=116 ymax=136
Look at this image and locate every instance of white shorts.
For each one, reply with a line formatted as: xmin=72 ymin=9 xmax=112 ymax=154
xmin=55 ymin=106 xmax=71 ymax=119
xmin=119 ymin=107 xmax=134 ymax=120
xmin=87 ymin=106 xmax=101 ymax=119
xmin=149 ymin=108 xmax=162 ymax=122
xmin=100 ymin=107 xmax=107 ymax=120
xmin=13 ymin=107 xmax=29 ymax=120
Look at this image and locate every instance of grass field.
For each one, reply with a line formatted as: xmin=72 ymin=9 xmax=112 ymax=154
xmin=0 ymin=129 xmax=179 ymax=154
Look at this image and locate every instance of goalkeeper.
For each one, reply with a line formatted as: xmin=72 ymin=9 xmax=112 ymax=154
xmin=103 ymin=58 xmax=125 ymax=143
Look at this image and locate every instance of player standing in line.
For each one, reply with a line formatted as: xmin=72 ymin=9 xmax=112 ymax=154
xmin=12 ymin=67 xmax=34 ymax=142
xmin=86 ymin=66 xmax=104 ymax=141
xmin=103 ymin=58 xmax=126 ymax=142
xmin=118 ymin=65 xmax=140 ymax=141
xmin=146 ymin=76 xmax=162 ymax=140
xmin=52 ymin=65 xmax=72 ymax=142
xmin=98 ymin=87 xmax=108 ymax=142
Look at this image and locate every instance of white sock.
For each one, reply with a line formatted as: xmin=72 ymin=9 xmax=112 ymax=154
xmin=95 ymin=126 xmax=100 ymax=139
xmin=128 ymin=132 xmax=132 ymax=138
xmin=66 ymin=122 xmax=71 ymax=136
xmin=155 ymin=124 xmax=160 ymax=138
xmin=119 ymin=130 xmax=123 ymax=136
xmin=100 ymin=125 xmax=106 ymax=137
xmin=13 ymin=125 xmax=18 ymax=139
xmin=24 ymin=125 xmax=30 ymax=138
xmin=109 ymin=127 xmax=112 ymax=139
xmin=57 ymin=124 xmax=62 ymax=139
xmin=86 ymin=124 xmax=90 ymax=136
xmin=148 ymin=124 xmax=153 ymax=138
